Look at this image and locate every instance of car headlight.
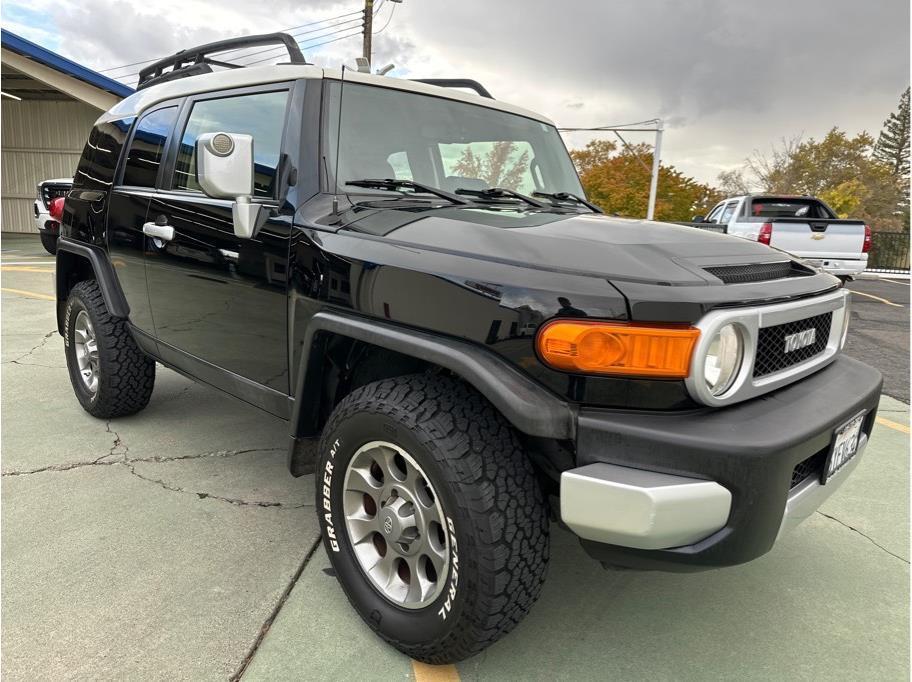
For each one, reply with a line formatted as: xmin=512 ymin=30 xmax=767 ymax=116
xmin=704 ymin=324 xmax=743 ymax=396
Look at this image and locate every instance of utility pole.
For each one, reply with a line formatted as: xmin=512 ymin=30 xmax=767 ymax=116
xmin=646 ymin=120 xmax=664 ymax=221
xmin=362 ymin=0 xmax=374 ymax=64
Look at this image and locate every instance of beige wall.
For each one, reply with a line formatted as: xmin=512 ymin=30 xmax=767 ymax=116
xmin=1 ymin=99 xmax=99 ymax=233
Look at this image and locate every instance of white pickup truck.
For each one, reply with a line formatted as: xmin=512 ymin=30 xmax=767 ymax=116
xmin=695 ymin=195 xmax=871 ymax=279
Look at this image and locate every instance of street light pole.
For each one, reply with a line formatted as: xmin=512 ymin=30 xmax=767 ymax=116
xmin=646 ymin=119 xmax=664 ymax=221
xmin=362 ymin=0 xmax=374 ymax=64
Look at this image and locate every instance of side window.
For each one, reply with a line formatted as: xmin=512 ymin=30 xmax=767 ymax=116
xmin=122 ymin=107 xmax=178 ymax=187
xmin=73 ymin=118 xmax=134 ymax=190
xmin=704 ymin=202 xmax=724 ymax=223
xmin=172 ymin=90 xmax=289 ymax=198
xmin=719 ymin=201 xmax=738 ymax=224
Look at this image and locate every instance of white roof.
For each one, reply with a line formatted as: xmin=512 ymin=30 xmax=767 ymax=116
xmin=98 ymin=65 xmax=553 ymax=125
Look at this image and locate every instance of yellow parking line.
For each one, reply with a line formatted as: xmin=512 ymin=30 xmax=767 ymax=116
xmin=849 ymin=290 xmax=903 ymax=307
xmin=412 ymin=660 xmax=460 ymax=682
xmin=1 ymin=287 xmax=55 ymax=301
xmin=1 ymin=266 xmax=55 ymax=273
xmin=876 ymin=416 xmax=910 ymax=434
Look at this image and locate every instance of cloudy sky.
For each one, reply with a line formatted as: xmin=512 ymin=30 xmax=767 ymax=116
xmin=4 ymin=0 xmax=909 ymax=184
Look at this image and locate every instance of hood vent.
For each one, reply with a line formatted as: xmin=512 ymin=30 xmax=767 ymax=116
xmin=704 ymin=260 xmax=814 ymax=284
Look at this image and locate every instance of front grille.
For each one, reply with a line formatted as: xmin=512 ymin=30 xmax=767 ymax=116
xmin=753 ymin=312 xmax=832 ymax=377
xmin=704 ymin=261 xmax=814 ymax=284
xmin=40 ymin=183 xmax=70 ymax=210
xmin=790 ymin=449 xmax=827 ymax=489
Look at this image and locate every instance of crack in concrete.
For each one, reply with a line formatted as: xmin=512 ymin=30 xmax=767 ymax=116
xmin=2 ymin=435 xmax=309 ymax=510
xmin=231 ymin=534 xmax=323 ymax=681
xmin=4 ymin=330 xmax=57 ymax=366
xmin=816 ymin=511 xmax=909 ymax=564
xmin=123 ymin=461 xmax=310 ymax=509
xmin=0 ymin=448 xmax=284 ymax=476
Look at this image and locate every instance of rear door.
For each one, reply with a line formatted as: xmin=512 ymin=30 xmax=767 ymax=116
xmin=749 ymin=197 xmax=865 ymax=257
xmin=107 ymin=104 xmax=179 ymax=336
xmin=144 ymin=85 xmax=294 ymax=408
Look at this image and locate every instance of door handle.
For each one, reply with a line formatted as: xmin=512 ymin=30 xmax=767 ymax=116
xmin=143 ymin=222 xmax=174 ymax=241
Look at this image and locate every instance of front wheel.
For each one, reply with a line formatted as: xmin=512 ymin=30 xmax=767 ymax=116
xmin=316 ymin=374 xmax=550 ymax=664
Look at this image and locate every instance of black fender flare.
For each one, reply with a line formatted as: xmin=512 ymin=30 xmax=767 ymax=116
xmin=289 ymin=310 xmax=576 ymax=447
xmin=56 ymin=237 xmax=130 ymax=326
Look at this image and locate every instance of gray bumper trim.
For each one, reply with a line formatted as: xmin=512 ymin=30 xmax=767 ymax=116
xmin=560 ymin=463 xmax=732 ymax=550
xmin=777 ymin=433 xmax=868 ymax=538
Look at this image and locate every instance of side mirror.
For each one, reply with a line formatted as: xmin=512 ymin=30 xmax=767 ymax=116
xmin=691 ymin=215 xmax=705 ymax=223
xmin=197 ymin=132 xmax=262 ymax=239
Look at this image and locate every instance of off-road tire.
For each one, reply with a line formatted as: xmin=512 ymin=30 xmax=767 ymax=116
xmin=40 ymin=232 xmax=58 ymax=255
xmin=64 ymin=280 xmax=155 ymax=418
xmin=316 ymin=374 xmax=550 ymax=664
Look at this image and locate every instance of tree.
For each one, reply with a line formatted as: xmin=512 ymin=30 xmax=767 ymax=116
xmin=452 ymin=141 xmax=530 ymax=190
xmin=873 ymin=87 xmax=910 ymax=180
xmin=716 ymin=168 xmax=752 ymax=196
xmin=743 ymin=129 xmax=905 ymax=231
xmin=571 ymin=139 xmax=722 ymax=221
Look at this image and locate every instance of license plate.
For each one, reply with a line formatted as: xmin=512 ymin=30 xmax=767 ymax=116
xmin=823 ymin=412 xmax=866 ymax=483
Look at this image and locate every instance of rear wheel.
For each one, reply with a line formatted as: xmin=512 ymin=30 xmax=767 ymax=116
xmin=316 ymin=374 xmax=549 ymax=664
xmin=64 ymin=280 xmax=155 ymax=418
xmin=40 ymin=232 xmax=58 ymax=255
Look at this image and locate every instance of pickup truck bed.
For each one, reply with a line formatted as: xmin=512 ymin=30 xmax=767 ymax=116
xmin=694 ymin=195 xmax=870 ymax=278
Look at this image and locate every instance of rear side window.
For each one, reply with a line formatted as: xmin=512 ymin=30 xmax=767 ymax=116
xmin=122 ymin=107 xmax=178 ymax=187
xmin=171 ymin=90 xmax=289 ymax=197
xmin=749 ymin=198 xmax=834 ymax=219
xmin=73 ymin=118 xmax=134 ymax=190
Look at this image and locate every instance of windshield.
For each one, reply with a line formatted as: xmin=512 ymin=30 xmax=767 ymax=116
xmin=326 ymin=81 xmax=584 ymax=199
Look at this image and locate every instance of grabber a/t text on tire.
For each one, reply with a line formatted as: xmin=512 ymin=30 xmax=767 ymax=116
xmin=64 ymin=280 xmax=155 ymax=418
xmin=316 ymin=374 xmax=550 ymax=664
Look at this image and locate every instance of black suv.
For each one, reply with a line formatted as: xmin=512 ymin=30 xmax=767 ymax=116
xmin=56 ymin=33 xmax=882 ymax=664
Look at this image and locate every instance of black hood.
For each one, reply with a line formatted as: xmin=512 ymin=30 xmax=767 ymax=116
xmin=343 ymin=205 xmax=797 ymax=284
xmin=338 ymin=204 xmax=840 ymax=322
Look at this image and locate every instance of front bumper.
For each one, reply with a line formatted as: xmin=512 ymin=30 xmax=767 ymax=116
xmin=34 ymin=203 xmax=57 ymax=234
xmin=802 ymin=257 xmax=867 ymax=278
xmin=564 ymin=355 xmax=882 ymax=571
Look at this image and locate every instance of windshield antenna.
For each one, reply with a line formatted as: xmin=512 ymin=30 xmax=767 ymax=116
xmin=332 ymin=65 xmax=346 ymax=216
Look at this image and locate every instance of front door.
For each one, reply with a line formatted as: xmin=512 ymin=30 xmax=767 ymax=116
xmin=144 ymin=87 xmax=293 ymax=405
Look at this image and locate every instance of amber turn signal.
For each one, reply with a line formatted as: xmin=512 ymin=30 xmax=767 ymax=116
xmin=536 ymin=320 xmax=700 ymax=378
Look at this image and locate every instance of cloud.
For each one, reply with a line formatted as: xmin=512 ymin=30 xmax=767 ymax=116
xmin=3 ymin=0 xmax=907 ymax=183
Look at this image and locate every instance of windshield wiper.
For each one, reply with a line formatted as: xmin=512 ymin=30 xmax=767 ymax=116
xmin=455 ymin=187 xmax=545 ymax=208
xmin=532 ymin=191 xmax=603 ymax=213
xmin=346 ymin=178 xmax=469 ymax=205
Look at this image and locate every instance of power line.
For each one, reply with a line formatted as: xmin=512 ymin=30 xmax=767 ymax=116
xmin=232 ymin=16 xmax=367 ymax=66
xmin=243 ymin=29 xmax=364 ymax=66
xmin=99 ymin=6 xmax=366 ymax=74
xmin=373 ymin=2 xmax=397 ymax=36
xmin=112 ymin=20 xmax=370 ymax=84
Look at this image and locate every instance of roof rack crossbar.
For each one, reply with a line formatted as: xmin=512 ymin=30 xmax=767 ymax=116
xmin=137 ymin=32 xmax=307 ymax=90
xmin=411 ymin=79 xmax=494 ymax=99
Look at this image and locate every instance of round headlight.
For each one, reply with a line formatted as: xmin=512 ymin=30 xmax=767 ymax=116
xmin=704 ymin=324 xmax=743 ymax=396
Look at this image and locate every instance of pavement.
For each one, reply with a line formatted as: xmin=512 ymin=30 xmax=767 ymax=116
xmin=844 ymin=277 xmax=910 ymax=402
xmin=1 ymin=232 xmax=909 ymax=681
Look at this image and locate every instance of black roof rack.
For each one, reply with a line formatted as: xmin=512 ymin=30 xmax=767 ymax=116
xmin=137 ymin=32 xmax=307 ymax=91
xmin=411 ymin=79 xmax=494 ymax=99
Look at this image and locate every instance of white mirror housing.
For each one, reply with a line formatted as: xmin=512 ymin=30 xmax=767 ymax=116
xmin=197 ymin=132 xmax=254 ymax=198
xmin=196 ymin=132 xmax=262 ymax=239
